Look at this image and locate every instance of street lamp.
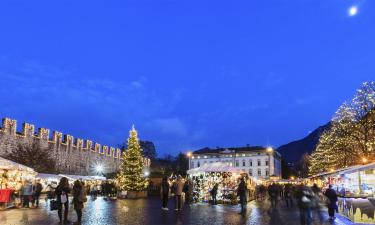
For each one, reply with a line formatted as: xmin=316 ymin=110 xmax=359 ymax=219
xmin=362 ymin=158 xmax=368 ymax=164
xmin=187 ymin=151 xmax=192 ymax=169
xmin=96 ymin=164 xmax=104 ymax=175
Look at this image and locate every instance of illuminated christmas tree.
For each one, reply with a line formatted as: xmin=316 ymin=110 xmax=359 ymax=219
xmin=309 ymin=82 xmax=375 ymax=175
xmin=117 ymin=126 xmax=148 ymax=191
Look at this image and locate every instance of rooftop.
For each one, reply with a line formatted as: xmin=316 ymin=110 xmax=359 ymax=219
xmin=193 ymin=146 xmax=269 ymax=154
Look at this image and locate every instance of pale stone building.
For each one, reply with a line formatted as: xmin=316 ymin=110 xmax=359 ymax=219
xmin=189 ymin=146 xmax=282 ymax=179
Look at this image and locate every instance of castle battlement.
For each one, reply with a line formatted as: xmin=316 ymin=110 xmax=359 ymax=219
xmin=0 ymin=117 xmax=122 ymax=159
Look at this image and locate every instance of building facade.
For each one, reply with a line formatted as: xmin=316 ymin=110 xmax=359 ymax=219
xmin=0 ymin=118 xmax=150 ymax=175
xmin=189 ymin=146 xmax=282 ymax=179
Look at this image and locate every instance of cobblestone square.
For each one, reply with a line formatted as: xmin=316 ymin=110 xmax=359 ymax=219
xmin=0 ymin=197 xmax=364 ymax=225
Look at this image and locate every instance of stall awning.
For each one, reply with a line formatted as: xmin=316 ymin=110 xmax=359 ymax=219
xmin=59 ymin=174 xmax=106 ymax=181
xmin=309 ymin=162 xmax=375 ymax=179
xmin=187 ymin=162 xmax=245 ymax=174
xmin=0 ymin=157 xmax=36 ymax=173
xmin=36 ymin=173 xmax=64 ymax=181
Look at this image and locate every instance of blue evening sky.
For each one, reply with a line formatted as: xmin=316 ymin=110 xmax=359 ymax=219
xmin=0 ymin=0 xmax=374 ymax=156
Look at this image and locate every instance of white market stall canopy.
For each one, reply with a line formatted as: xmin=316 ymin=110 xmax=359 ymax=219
xmin=309 ymin=162 xmax=375 ymax=179
xmin=0 ymin=156 xmax=36 ymax=173
xmin=187 ymin=162 xmax=244 ymax=175
xmin=36 ymin=173 xmax=64 ymax=182
xmin=59 ymin=174 xmax=106 ymax=181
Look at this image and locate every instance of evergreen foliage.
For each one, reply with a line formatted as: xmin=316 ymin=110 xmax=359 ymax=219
xmin=309 ymin=82 xmax=375 ymax=175
xmin=117 ymin=126 xmax=148 ymax=191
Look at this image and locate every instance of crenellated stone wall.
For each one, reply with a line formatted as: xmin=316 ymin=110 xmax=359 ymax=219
xmin=0 ymin=118 xmax=123 ymax=175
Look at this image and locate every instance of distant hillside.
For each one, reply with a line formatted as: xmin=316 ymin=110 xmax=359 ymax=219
xmin=277 ymin=122 xmax=331 ymax=163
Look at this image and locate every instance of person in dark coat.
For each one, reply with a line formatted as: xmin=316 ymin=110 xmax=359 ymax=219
xmin=237 ymin=177 xmax=247 ymax=214
xmin=32 ymin=179 xmax=43 ymax=208
xmin=324 ymin=184 xmax=338 ymax=221
xmin=160 ymin=176 xmax=170 ymax=210
xmin=296 ymin=184 xmax=314 ymax=225
xmin=72 ymin=180 xmax=86 ymax=225
xmin=284 ymin=184 xmax=293 ymax=208
xmin=55 ymin=177 xmax=71 ymax=224
xmin=210 ymin=183 xmax=219 ymax=205
xmin=268 ymin=183 xmax=279 ymax=208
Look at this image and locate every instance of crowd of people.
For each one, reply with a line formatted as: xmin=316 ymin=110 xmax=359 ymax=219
xmin=159 ymin=175 xmax=339 ymax=224
xmin=255 ymin=183 xmax=338 ymax=225
xmin=53 ymin=177 xmax=87 ymax=225
xmin=6 ymin=177 xmax=117 ymax=225
xmin=5 ymin=173 xmax=341 ymax=225
xmin=12 ymin=179 xmax=43 ymax=208
xmin=159 ymin=175 xmax=250 ymax=214
xmin=160 ymin=175 xmax=191 ymax=211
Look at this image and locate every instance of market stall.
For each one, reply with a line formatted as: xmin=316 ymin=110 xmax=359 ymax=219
xmin=309 ymin=162 xmax=375 ymax=224
xmin=0 ymin=157 xmax=36 ymax=209
xmin=187 ymin=162 xmax=253 ymax=204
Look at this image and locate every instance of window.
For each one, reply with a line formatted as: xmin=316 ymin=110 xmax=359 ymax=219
xmin=242 ymin=160 xmax=246 ymax=167
xmin=249 ymin=169 xmax=253 ymax=176
xmin=197 ymin=162 xmax=200 ymax=167
xmin=265 ymin=160 xmax=269 ymax=166
xmin=235 ymin=160 xmax=239 ymax=167
xmin=249 ymin=160 xmax=252 ymax=167
xmin=266 ymin=170 xmax=269 ymax=176
xmin=257 ymin=159 xmax=261 ymax=166
xmin=191 ymin=162 xmax=194 ymax=168
xmin=258 ymin=169 xmax=261 ymax=176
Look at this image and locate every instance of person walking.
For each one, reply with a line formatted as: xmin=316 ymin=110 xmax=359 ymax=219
xmin=21 ymin=180 xmax=32 ymax=208
xmin=325 ymin=184 xmax=338 ymax=221
xmin=210 ymin=183 xmax=219 ymax=205
xmin=268 ymin=183 xmax=279 ymax=208
xmin=311 ymin=184 xmax=324 ymax=224
xmin=32 ymin=179 xmax=43 ymax=208
xmin=284 ymin=184 xmax=293 ymax=208
xmin=259 ymin=185 xmax=266 ymax=201
xmin=55 ymin=177 xmax=71 ymax=224
xmin=296 ymin=185 xmax=314 ymax=225
xmin=160 ymin=176 xmax=170 ymax=211
xmin=174 ymin=175 xmax=185 ymax=211
xmin=237 ymin=177 xmax=247 ymax=214
xmin=72 ymin=180 xmax=87 ymax=225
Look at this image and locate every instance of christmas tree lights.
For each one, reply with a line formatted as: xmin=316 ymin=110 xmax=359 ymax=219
xmin=309 ymin=82 xmax=375 ymax=175
xmin=117 ymin=126 xmax=148 ymax=191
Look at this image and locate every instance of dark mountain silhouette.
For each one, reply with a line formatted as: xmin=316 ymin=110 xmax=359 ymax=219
xmin=277 ymin=122 xmax=331 ymax=163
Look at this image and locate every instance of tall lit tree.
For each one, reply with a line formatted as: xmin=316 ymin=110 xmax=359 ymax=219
xmin=117 ymin=126 xmax=148 ymax=191
xmin=351 ymin=81 xmax=375 ymax=157
xmin=309 ymin=130 xmax=335 ymax=174
xmin=310 ymin=82 xmax=375 ymax=175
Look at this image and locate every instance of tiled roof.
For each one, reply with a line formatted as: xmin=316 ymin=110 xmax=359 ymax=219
xmin=193 ymin=146 xmax=267 ymax=154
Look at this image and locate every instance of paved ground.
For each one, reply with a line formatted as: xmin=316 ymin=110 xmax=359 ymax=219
xmin=0 ymin=196 xmax=365 ymax=225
